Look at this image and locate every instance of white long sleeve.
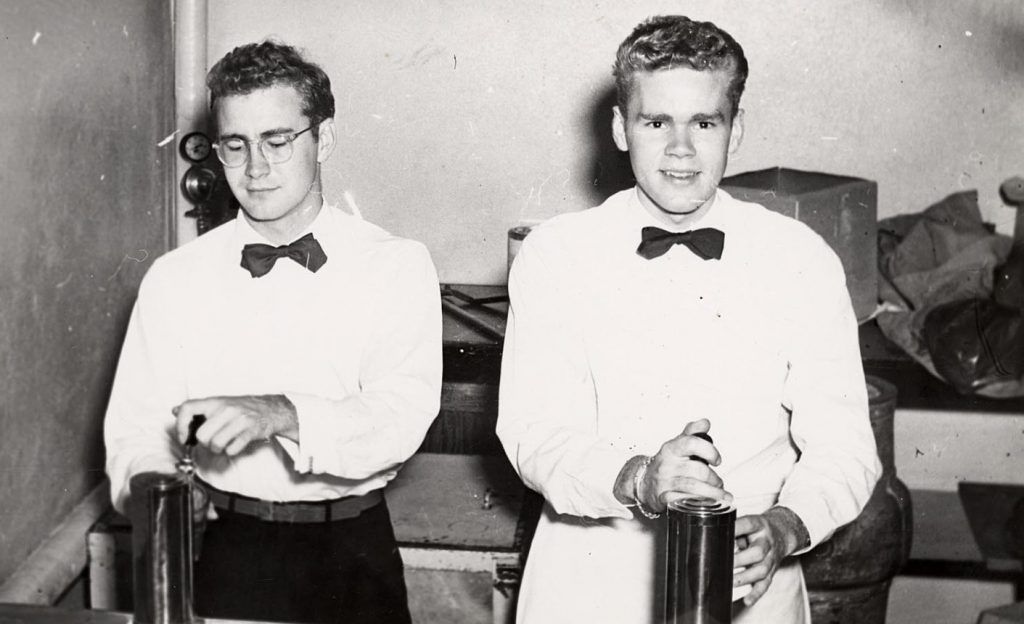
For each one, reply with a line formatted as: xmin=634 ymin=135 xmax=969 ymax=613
xmin=104 ymin=204 xmax=441 ymax=513
xmin=498 ymin=233 xmax=636 ymax=519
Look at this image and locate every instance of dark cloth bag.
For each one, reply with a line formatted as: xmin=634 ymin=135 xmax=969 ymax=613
xmin=876 ymin=190 xmax=1024 ymax=397
xmin=922 ymin=298 xmax=1024 ymax=395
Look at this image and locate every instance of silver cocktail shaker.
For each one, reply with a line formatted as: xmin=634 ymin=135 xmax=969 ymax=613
xmin=665 ymin=497 xmax=735 ymax=624
xmin=665 ymin=430 xmax=735 ymax=624
xmin=130 ymin=471 xmax=196 ymax=624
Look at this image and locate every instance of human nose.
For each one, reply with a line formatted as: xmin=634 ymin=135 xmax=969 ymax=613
xmin=664 ymin=127 xmax=695 ymax=157
xmin=245 ymin=139 xmax=270 ymax=177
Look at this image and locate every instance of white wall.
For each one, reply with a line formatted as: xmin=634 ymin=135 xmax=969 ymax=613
xmin=208 ymin=0 xmax=1024 ymax=284
xmin=0 ymin=0 xmax=172 ymax=584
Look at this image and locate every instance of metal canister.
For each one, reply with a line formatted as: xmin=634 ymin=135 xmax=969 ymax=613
xmin=507 ymin=225 xmax=533 ymax=277
xmin=130 ymin=471 xmax=196 ymax=624
xmin=665 ymin=497 xmax=736 ymax=624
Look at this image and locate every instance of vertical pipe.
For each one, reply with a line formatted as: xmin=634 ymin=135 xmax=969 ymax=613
xmin=173 ymin=0 xmax=208 ymax=249
xmin=999 ymin=176 xmax=1024 ymax=244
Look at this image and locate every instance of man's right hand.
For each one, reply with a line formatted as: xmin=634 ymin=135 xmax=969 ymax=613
xmin=172 ymin=394 xmax=298 ymax=457
xmin=616 ymin=419 xmax=732 ymax=513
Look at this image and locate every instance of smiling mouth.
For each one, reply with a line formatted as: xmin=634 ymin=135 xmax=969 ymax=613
xmin=662 ymin=170 xmax=699 ymax=180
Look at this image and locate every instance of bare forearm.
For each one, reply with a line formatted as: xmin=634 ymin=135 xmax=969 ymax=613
xmin=613 ymin=455 xmax=649 ymax=506
xmin=762 ymin=506 xmax=810 ymax=557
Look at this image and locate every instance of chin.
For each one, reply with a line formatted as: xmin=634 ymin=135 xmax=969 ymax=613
xmin=664 ymin=204 xmax=702 ymax=216
xmin=239 ymin=205 xmax=284 ymax=223
xmin=653 ymin=199 xmax=705 ymax=216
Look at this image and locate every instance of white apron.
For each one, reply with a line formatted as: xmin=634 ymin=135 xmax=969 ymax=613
xmin=515 ymin=502 xmax=809 ymax=624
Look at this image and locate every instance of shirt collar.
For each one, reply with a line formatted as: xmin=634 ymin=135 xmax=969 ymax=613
xmin=622 ymin=186 xmax=736 ymax=233
xmin=231 ymin=201 xmax=337 ymax=250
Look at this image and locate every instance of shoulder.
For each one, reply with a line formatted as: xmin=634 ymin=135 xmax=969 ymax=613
xmin=720 ymin=190 xmax=842 ymax=272
xmin=330 ymin=208 xmax=436 ymax=275
xmin=156 ymin=218 xmax=235 ymax=266
xmin=138 ymin=220 xmax=235 ymax=296
xmin=522 ymin=188 xmax=631 ymax=254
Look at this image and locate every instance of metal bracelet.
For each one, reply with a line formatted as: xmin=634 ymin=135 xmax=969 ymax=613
xmin=633 ymin=456 xmax=662 ymax=519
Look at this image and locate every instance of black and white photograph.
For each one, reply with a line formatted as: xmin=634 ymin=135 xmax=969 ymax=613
xmin=0 ymin=2 xmax=1022 ymax=623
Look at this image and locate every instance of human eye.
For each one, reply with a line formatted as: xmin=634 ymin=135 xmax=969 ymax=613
xmin=222 ymin=139 xmax=246 ymax=153
xmin=264 ymin=134 xmax=291 ymax=149
xmin=646 ymin=120 xmax=664 ymax=129
xmin=696 ymin=120 xmax=716 ymax=130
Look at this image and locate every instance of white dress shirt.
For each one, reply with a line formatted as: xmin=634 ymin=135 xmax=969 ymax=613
xmin=105 ymin=203 xmax=442 ymax=512
xmin=497 ymin=187 xmax=881 ymax=623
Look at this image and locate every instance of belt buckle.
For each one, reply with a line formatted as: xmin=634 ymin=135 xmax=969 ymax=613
xmin=257 ymin=499 xmax=278 ymax=522
xmin=267 ymin=500 xmax=321 ymax=523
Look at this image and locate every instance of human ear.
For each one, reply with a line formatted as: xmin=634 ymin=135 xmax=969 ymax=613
xmin=316 ymin=118 xmax=337 ymax=163
xmin=612 ymin=106 xmax=629 ymax=152
xmin=728 ymin=109 xmax=745 ymax=154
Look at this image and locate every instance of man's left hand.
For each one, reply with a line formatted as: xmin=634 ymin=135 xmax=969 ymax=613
xmin=732 ymin=506 xmax=809 ymax=607
xmin=173 ymin=395 xmax=298 ymax=456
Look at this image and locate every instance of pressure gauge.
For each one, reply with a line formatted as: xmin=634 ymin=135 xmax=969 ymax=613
xmin=180 ymin=131 xmax=212 ymax=163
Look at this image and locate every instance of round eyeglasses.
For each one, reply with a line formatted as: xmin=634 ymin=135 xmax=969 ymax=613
xmin=212 ymin=125 xmax=314 ymax=168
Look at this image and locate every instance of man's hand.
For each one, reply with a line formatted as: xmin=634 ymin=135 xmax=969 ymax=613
xmin=733 ymin=506 xmax=809 ymax=606
xmin=173 ymin=395 xmax=298 ymax=457
xmin=615 ymin=419 xmax=732 ymax=513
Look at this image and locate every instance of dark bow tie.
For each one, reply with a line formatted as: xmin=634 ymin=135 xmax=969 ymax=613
xmin=240 ymin=232 xmax=328 ymax=278
xmin=636 ymin=226 xmax=725 ymax=261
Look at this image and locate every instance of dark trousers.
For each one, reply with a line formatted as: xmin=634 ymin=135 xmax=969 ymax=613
xmin=194 ymin=499 xmax=411 ymax=624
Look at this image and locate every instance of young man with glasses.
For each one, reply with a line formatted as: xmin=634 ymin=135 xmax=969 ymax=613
xmin=104 ymin=40 xmax=440 ymax=624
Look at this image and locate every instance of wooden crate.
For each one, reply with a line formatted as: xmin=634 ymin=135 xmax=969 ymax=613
xmin=389 ymin=453 xmax=536 ymax=624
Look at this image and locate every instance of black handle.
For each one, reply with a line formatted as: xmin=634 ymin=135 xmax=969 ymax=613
xmin=185 ymin=414 xmax=206 ymax=448
xmin=689 ymin=431 xmax=713 ymax=465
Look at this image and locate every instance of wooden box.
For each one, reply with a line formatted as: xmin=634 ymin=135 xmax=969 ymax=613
xmin=389 ymin=453 xmax=537 ymax=624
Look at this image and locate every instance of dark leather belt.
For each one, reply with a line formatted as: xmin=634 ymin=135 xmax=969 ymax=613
xmin=198 ymin=480 xmax=383 ymax=523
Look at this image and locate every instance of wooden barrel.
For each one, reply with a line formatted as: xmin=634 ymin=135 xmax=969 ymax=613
xmin=802 ymin=375 xmax=913 ymax=623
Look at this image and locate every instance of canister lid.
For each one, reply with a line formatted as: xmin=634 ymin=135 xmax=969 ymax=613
xmin=508 ymin=225 xmax=533 ymax=241
xmin=667 ymin=497 xmax=735 ymax=517
xmin=130 ymin=471 xmax=189 ymax=493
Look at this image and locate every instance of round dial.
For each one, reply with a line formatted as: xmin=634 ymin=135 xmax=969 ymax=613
xmin=180 ymin=131 xmax=212 ymax=163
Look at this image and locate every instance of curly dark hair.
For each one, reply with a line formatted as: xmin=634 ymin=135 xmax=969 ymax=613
xmin=613 ymin=16 xmax=748 ymax=119
xmin=207 ymin=40 xmax=335 ymax=138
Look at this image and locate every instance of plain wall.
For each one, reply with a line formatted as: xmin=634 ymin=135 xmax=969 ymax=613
xmin=208 ymin=0 xmax=1024 ymax=284
xmin=0 ymin=3 xmax=172 ymax=583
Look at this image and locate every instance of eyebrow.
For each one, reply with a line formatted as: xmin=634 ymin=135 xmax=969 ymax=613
xmin=692 ymin=112 xmax=726 ymax=124
xmin=637 ymin=111 xmax=726 ymax=124
xmin=218 ymin=127 xmax=296 ymax=141
xmin=638 ymin=113 xmax=673 ymax=123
